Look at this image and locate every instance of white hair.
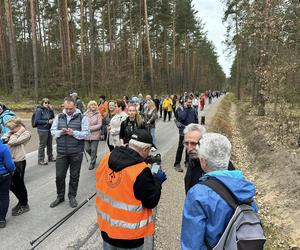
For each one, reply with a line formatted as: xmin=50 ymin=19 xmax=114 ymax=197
xmin=183 ymin=123 xmax=206 ymax=136
xmin=128 ymin=139 xmax=151 ymax=149
xmin=198 ymin=133 xmax=231 ymax=170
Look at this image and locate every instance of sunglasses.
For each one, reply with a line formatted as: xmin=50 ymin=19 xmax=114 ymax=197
xmin=44 ymin=102 xmax=50 ymax=104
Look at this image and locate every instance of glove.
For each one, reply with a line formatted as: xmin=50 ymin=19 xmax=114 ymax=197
xmin=154 ymin=169 xmax=167 ymax=184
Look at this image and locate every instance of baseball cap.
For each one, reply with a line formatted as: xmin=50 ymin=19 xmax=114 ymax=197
xmin=131 ymin=129 xmax=153 ymax=146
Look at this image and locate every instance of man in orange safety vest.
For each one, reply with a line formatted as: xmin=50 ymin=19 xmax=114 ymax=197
xmin=96 ymin=129 xmax=167 ymax=249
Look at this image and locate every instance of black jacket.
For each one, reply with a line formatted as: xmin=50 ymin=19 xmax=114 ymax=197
xmin=101 ymin=146 xmax=162 ymax=248
xmin=184 ymin=158 xmax=235 ymax=194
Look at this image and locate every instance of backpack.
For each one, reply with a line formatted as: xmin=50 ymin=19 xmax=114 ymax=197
xmin=31 ymin=109 xmax=38 ymax=128
xmin=200 ymin=177 xmax=266 ymax=250
xmin=31 ymin=107 xmax=42 ymax=128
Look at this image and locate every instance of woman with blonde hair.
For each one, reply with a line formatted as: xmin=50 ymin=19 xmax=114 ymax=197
xmin=4 ymin=116 xmax=31 ymax=216
xmin=119 ymin=103 xmax=145 ymax=145
xmin=84 ymin=100 xmax=102 ymax=170
xmin=143 ymin=100 xmax=157 ymax=151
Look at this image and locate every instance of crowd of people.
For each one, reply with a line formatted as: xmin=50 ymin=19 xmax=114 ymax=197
xmin=0 ymin=89 xmax=264 ymax=250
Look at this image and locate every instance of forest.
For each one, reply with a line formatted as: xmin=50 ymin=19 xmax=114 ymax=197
xmin=0 ymin=0 xmax=226 ymax=101
xmin=224 ymin=0 xmax=300 ymax=116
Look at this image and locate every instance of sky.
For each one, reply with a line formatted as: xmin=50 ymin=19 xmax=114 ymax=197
xmin=193 ymin=0 xmax=233 ymax=77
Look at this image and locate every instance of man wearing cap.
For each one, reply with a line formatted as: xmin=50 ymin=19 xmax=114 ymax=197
xmin=96 ymin=129 xmax=167 ymax=249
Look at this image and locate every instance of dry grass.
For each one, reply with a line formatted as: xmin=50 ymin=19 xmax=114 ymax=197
xmin=209 ymin=94 xmax=234 ymax=139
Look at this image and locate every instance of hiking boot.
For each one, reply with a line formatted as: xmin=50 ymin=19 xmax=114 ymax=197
xmin=12 ymin=202 xmax=21 ymax=213
xmin=88 ymin=164 xmax=95 ymax=170
xmin=38 ymin=161 xmax=48 ymax=166
xmin=174 ymin=164 xmax=183 ymax=173
xmin=50 ymin=197 xmax=65 ymax=208
xmin=0 ymin=220 xmax=6 ymax=228
xmin=69 ymin=197 xmax=78 ymax=208
xmin=12 ymin=204 xmax=30 ymax=216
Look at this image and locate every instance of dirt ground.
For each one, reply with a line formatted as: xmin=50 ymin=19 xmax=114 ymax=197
xmin=231 ymin=102 xmax=300 ymax=249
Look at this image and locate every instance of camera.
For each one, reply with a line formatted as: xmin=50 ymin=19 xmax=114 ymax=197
xmin=145 ymin=153 xmax=162 ymax=174
xmin=145 ymin=153 xmax=161 ymax=165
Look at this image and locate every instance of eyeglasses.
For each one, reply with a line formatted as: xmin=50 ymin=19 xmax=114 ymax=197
xmin=183 ymin=141 xmax=200 ymax=147
xmin=44 ymin=102 xmax=50 ymax=104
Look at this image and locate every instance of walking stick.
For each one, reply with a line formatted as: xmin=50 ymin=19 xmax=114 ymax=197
xmin=29 ymin=193 xmax=96 ymax=250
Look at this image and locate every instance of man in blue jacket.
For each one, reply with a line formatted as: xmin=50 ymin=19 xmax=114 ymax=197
xmin=173 ymin=96 xmax=198 ymax=172
xmin=181 ymin=133 xmax=258 ymax=250
xmin=0 ymin=138 xmax=16 ymax=228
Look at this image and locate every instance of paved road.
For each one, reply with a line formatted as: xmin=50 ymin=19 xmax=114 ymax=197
xmin=1 ymin=97 xmax=223 ymax=250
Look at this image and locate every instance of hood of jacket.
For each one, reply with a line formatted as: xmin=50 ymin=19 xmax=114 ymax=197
xmin=203 ymin=170 xmax=256 ymax=203
xmin=108 ymin=146 xmax=145 ymax=172
xmin=0 ymin=109 xmax=15 ymax=119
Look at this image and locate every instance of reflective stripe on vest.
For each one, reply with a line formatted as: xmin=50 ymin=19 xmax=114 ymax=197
xmin=97 ymin=190 xmax=144 ymax=212
xmin=96 ymin=153 xmax=154 ymax=239
xmin=96 ymin=208 xmax=153 ymax=230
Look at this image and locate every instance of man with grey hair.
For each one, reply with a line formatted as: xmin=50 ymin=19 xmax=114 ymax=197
xmin=181 ymin=133 xmax=258 ymax=250
xmin=183 ymin=124 xmax=234 ymax=194
xmin=183 ymin=123 xmax=206 ymax=193
xmin=96 ymin=129 xmax=167 ymax=249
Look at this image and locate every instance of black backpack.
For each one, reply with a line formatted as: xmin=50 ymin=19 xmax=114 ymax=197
xmin=31 ymin=108 xmax=40 ymax=128
xmin=200 ymin=177 xmax=266 ymax=250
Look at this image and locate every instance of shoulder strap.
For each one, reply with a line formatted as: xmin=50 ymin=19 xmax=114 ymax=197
xmin=200 ymin=177 xmax=238 ymax=209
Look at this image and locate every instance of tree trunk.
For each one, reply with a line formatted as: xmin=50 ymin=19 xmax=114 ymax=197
xmin=80 ymin=0 xmax=85 ymax=83
xmin=64 ymin=0 xmax=72 ymax=81
xmin=143 ymin=0 xmax=154 ymax=95
xmin=235 ymin=1 xmax=241 ymax=100
xmin=30 ymin=0 xmax=39 ymax=103
xmin=0 ymin=0 xmax=8 ymax=91
xmin=88 ymin=0 xmax=95 ymax=95
xmin=4 ymin=0 xmax=21 ymax=100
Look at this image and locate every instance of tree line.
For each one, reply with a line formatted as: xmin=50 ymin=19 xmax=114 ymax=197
xmin=0 ymin=0 xmax=226 ymax=101
xmin=224 ymin=0 xmax=300 ymax=118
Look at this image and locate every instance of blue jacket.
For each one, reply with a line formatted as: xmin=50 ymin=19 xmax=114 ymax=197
xmin=0 ymin=109 xmax=16 ymax=138
xmin=181 ymin=170 xmax=258 ymax=250
xmin=34 ymin=106 xmax=55 ymax=131
xmin=0 ymin=140 xmax=15 ymax=175
xmin=176 ymin=106 xmax=198 ymax=135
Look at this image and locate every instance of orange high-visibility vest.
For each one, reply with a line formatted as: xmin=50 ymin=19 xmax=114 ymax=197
xmin=96 ymin=153 xmax=154 ymax=240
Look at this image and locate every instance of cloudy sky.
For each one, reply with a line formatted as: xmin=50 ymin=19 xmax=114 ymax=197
xmin=192 ymin=0 xmax=233 ymax=77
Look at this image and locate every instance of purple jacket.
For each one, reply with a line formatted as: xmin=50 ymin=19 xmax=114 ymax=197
xmin=85 ymin=111 xmax=102 ymax=140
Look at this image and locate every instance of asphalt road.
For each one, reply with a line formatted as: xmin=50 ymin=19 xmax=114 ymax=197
xmin=1 ymin=97 xmax=223 ymax=250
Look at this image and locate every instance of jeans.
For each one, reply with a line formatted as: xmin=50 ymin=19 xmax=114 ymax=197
xmin=174 ymin=134 xmax=188 ymax=166
xmin=55 ymin=153 xmax=83 ymax=199
xmin=38 ymin=130 xmax=53 ymax=162
xmin=0 ymin=174 xmax=11 ymax=221
xmin=10 ymin=161 xmax=28 ymax=206
xmin=103 ymin=241 xmax=143 ymax=250
xmin=84 ymin=140 xmax=99 ymax=166
xmin=150 ymin=128 xmax=156 ymax=146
